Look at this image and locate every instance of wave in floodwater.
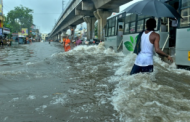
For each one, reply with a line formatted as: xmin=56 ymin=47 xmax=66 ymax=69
xmin=1 ymin=43 xmax=190 ymax=122
xmin=110 ymin=54 xmax=190 ymax=122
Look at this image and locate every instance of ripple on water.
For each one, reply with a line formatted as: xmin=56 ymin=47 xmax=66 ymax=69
xmin=1 ymin=43 xmax=190 ymax=122
xmin=110 ymin=53 xmax=190 ymax=122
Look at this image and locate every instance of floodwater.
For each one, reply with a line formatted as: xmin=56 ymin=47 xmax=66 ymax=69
xmin=0 ymin=42 xmax=190 ymax=122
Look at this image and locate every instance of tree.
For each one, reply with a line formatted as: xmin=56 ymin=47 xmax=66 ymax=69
xmin=6 ymin=5 xmax=33 ymax=35
xmin=3 ymin=15 xmax=11 ymax=28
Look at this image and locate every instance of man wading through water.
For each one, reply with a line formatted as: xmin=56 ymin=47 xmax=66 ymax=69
xmin=130 ymin=18 xmax=173 ymax=75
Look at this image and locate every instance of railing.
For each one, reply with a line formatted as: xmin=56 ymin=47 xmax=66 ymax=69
xmin=50 ymin=0 xmax=74 ymax=36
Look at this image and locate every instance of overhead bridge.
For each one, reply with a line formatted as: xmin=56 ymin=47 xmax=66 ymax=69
xmin=49 ymin=0 xmax=131 ymax=41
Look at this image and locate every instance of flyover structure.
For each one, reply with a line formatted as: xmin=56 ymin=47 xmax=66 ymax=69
xmin=49 ymin=0 xmax=131 ymax=41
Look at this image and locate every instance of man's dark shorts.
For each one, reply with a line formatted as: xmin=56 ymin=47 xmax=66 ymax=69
xmin=130 ymin=64 xmax=153 ymax=75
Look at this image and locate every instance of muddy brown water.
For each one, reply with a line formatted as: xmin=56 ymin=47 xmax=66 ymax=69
xmin=0 ymin=42 xmax=190 ymax=122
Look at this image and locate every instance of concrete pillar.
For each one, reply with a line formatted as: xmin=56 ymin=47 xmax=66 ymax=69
xmin=61 ymin=31 xmax=66 ymax=38
xmin=55 ymin=36 xmax=57 ymax=41
xmin=61 ymin=31 xmax=66 ymax=42
xmin=59 ymin=33 xmax=62 ymax=42
xmin=57 ymin=34 xmax=59 ymax=42
xmin=83 ymin=16 xmax=96 ymax=40
xmin=57 ymin=33 xmax=60 ymax=41
xmin=69 ymin=26 xmax=76 ymax=40
xmin=53 ymin=36 xmax=55 ymax=41
xmin=94 ymin=9 xmax=112 ymax=41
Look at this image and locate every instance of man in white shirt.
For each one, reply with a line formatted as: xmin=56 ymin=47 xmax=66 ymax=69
xmin=130 ymin=18 xmax=173 ymax=75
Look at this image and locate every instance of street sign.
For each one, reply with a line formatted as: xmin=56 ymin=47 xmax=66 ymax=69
xmin=3 ymin=27 xmax=10 ymax=34
xmin=188 ymin=51 xmax=190 ymax=61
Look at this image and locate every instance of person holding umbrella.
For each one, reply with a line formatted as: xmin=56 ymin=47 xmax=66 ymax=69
xmin=122 ymin=0 xmax=180 ymax=75
xmin=130 ymin=18 xmax=173 ymax=75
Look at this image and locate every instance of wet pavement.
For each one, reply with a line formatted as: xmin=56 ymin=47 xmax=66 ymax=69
xmin=0 ymin=42 xmax=190 ymax=122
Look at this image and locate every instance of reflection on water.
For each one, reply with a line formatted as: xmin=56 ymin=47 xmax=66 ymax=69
xmin=0 ymin=42 xmax=190 ymax=122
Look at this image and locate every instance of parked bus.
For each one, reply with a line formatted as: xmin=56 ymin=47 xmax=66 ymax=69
xmin=104 ymin=0 xmax=190 ymax=68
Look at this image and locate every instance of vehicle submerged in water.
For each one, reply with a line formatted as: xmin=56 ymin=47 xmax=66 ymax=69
xmin=104 ymin=0 xmax=190 ymax=69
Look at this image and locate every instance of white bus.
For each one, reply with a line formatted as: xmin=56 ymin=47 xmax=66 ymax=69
xmin=104 ymin=0 xmax=190 ymax=68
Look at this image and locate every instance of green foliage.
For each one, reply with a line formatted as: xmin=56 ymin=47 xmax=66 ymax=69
xmin=3 ymin=15 xmax=10 ymax=28
xmin=6 ymin=5 xmax=33 ymax=34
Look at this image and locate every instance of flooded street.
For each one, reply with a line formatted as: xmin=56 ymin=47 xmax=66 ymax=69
xmin=1 ymin=42 xmax=190 ymax=122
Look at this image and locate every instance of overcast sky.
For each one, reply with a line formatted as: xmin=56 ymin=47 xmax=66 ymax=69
xmin=3 ymin=0 xmax=138 ymax=34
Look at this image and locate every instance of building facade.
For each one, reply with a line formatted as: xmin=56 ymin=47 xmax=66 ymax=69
xmin=0 ymin=0 xmax=3 ymax=36
xmin=41 ymin=33 xmax=47 ymax=41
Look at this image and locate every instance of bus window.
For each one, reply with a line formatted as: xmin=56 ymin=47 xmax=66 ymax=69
xmin=125 ymin=23 xmax=129 ymax=33
xmin=112 ymin=27 xmax=115 ymax=35
xmin=180 ymin=9 xmax=190 ymax=27
xmin=137 ymin=20 xmax=144 ymax=32
xmin=108 ymin=17 xmax=116 ymax=36
xmin=109 ymin=28 xmax=112 ymax=36
xmin=182 ymin=0 xmax=190 ymax=7
xmin=124 ymin=14 xmax=136 ymax=34
xmin=129 ymin=14 xmax=136 ymax=33
xmin=117 ymin=16 xmax=125 ymax=36
xmin=130 ymin=22 xmax=135 ymax=33
xmin=180 ymin=0 xmax=190 ymax=27
xmin=124 ymin=14 xmax=130 ymax=34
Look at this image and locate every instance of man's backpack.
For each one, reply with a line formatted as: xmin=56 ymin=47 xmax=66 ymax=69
xmin=134 ymin=30 xmax=144 ymax=55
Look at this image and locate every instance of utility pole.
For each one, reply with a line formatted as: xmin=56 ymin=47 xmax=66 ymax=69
xmin=62 ymin=0 xmax=65 ymax=12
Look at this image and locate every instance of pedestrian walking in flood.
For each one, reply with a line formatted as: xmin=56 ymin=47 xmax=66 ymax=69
xmin=130 ymin=18 xmax=173 ymax=75
xmin=7 ymin=40 xmax=10 ymax=46
xmin=63 ymin=36 xmax=71 ymax=52
xmin=75 ymin=37 xmax=82 ymax=46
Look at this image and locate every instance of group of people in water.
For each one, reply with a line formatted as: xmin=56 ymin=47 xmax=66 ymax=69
xmin=0 ymin=36 xmax=11 ymax=47
xmin=62 ymin=36 xmax=82 ymax=52
xmin=53 ymin=18 xmax=173 ymax=75
xmin=49 ymin=36 xmax=82 ymax=52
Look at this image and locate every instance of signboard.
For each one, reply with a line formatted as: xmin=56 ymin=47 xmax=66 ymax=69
xmin=3 ymin=27 xmax=10 ymax=34
xmin=22 ymin=28 xmax=28 ymax=36
xmin=18 ymin=32 xmax=24 ymax=37
xmin=188 ymin=51 xmax=190 ymax=61
xmin=12 ymin=33 xmax=18 ymax=36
